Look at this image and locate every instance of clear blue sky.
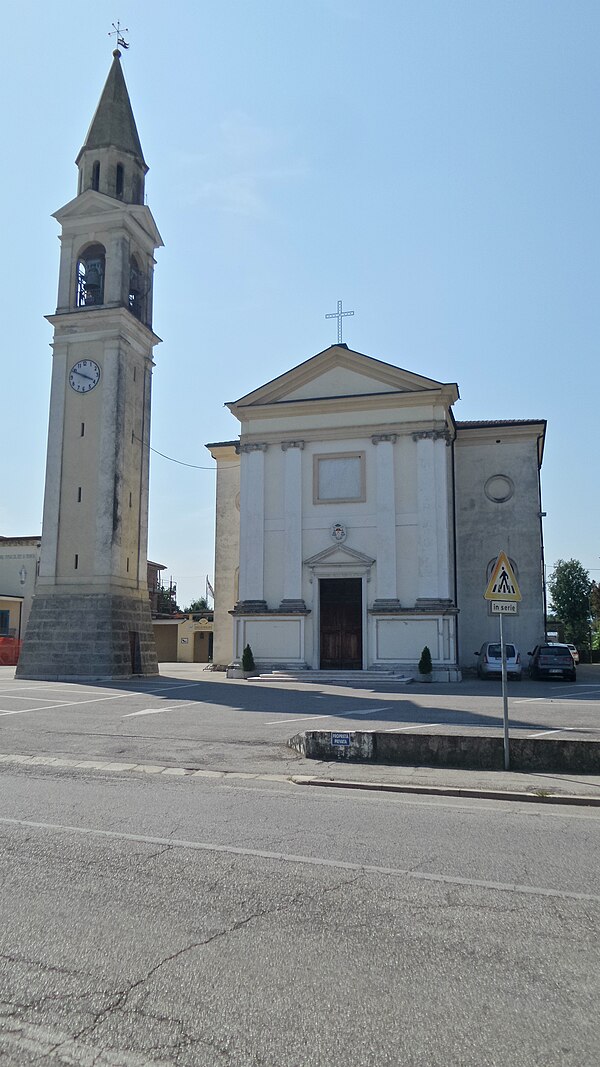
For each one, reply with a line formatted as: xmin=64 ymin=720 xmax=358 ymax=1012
xmin=2 ymin=0 xmax=598 ymax=608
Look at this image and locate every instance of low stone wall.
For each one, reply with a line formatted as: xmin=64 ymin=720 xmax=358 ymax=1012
xmin=288 ymin=730 xmax=600 ymax=774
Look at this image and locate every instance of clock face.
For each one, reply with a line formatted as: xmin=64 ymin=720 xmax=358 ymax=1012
xmin=69 ymin=360 xmax=101 ymax=393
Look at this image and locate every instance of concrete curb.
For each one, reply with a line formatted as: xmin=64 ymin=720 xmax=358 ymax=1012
xmin=290 ymin=775 xmax=600 ymax=806
xmin=288 ymin=729 xmax=600 ymax=774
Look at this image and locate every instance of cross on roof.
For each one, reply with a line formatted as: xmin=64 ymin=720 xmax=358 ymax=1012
xmin=325 ymin=299 xmax=354 ymax=343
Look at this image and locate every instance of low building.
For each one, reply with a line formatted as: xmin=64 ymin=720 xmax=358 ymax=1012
xmin=152 ymin=614 xmax=214 ymax=663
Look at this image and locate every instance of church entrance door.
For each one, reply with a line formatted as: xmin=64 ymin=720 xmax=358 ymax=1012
xmin=319 ymin=578 xmax=362 ymax=670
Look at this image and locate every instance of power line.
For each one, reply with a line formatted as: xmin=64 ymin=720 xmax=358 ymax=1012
xmin=133 ymin=434 xmax=239 ymax=470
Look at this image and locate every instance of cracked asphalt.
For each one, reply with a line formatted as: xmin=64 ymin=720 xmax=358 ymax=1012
xmin=0 ymin=665 xmax=599 ymax=1064
xmin=1 ymin=763 xmax=599 ymax=1066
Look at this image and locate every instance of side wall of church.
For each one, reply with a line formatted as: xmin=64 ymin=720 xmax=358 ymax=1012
xmin=454 ymin=428 xmax=545 ymax=671
xmin=209 ymin=445 xmax=240 ymax=668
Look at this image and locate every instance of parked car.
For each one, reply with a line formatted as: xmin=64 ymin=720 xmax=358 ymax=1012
xmin=566 ymin=643 xmax=580 ymax=665
xmin=474 ymin=641 xmax=522 ymax=679
xmin=528 ymin=644 xmax=576 ymax=681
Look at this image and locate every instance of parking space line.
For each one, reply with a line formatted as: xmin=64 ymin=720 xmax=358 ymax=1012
xmin=264 ymin=714 xmax=330 ymax=725
xmin=385 ymin=723 xmax=442 ymax=733
xmin=264 ymin=706 xmax=392 ymax=726
xmin=527 ymin=728 xmax=575 ymax=738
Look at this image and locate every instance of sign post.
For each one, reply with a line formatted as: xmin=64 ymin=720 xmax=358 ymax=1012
xmin=483 ymin=553 xmax=522 ymax=771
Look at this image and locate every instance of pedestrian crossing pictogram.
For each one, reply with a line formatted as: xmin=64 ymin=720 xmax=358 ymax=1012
xmin=483 ymin=552 xmax=522 ymax=602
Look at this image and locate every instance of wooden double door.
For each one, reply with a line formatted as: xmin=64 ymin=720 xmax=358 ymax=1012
xmin=319 ymin=578 xmax=362 ymax=670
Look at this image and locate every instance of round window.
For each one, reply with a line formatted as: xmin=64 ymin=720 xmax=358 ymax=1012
xmin=484 ymin=475 xmax=514 ymax=503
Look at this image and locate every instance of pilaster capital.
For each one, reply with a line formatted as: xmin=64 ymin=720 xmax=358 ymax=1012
xmin=239 ymin=442 xmax=268 ymax=454
xmin=371 ymin=434 xmax=397 ymax=445
xmin=411 ymin=429 xmax=451 ymax=445
xmin=281 ymin=440 xmax=305 ymax=451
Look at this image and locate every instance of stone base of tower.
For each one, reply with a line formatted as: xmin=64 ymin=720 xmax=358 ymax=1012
xmin=16 ymin=593 xmax=159 ymax=680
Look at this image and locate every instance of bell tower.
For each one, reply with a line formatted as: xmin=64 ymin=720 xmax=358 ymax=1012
xmin=17 ymin=50 xmax=163 ymax=679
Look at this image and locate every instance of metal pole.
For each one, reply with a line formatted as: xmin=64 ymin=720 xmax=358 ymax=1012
xmin=499 ymin=611 xmax=510 ymax=770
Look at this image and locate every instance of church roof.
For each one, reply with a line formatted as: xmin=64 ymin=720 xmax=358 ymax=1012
xmin=76 ymin=51 xmax=146 ymax=167
xmin=229 ymin=344 xmax=459 ymax=413
xmin=456 ymin=419 xmax=545 ymax=428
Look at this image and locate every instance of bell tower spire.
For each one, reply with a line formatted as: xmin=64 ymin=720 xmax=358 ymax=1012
xmin=17 ymin=50 xmax=163 ymax=680
xmin=76 ymin=48 xmax=147 ymax=205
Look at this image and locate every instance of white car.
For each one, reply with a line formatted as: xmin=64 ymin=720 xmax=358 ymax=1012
xmin=566 ymin=644 xmax=580 ymax=665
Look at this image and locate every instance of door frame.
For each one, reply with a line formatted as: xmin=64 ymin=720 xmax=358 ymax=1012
xmin=311 ymin=571 xmax=369 ymax=670
xmin=317 ymin=576 xmax=365 ymax=670
xmin=304 ymin=544 xmax=375 ymax=670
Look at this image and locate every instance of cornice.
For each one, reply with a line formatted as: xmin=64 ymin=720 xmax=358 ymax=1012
xmin=54 ymin=195 xmax=163 ymax=250
xmin=47 ymin=306 xmax=162 ymax=350
xmin=232 ymin=387 xmax=455 ymax=424
xmin=238 ymin=418 xmax=451 ymax=447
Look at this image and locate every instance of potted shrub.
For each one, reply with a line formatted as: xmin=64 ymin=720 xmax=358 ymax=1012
xmin=418 ymin=645 xmax=433 ymax=682
xmin=242 ymin=644 xmax=255 ymax=672
xmin=226 ymin=644 xmax=259 ymax=679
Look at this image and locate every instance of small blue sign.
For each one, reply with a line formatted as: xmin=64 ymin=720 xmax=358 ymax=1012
xmin=331 ymin=732 xmax=351 ymax=747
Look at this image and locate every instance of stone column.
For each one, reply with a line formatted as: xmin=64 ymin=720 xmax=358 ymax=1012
xmin=435 ymin=436 xmax=451 ymax=600
xmin=414 ymin=431 xmax=452 ymax=607
xmin=371 ymin=435 xmax=401 ymax=611
xmin=56 ymin=235 xmax=75 ymax=312
xmin=237 ymin=443 xmax=268 ymax=611
xmin=280 ymin=441 xmax=306 ymax=611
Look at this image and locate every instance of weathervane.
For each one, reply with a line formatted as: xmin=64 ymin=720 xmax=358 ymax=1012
xmin=109 ymin=20 xmax=130 ymax=51
xmin=325 ymin=299 xmax=354 ymax=343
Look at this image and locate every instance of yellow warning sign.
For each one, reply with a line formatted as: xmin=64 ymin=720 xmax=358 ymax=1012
xmin=484 ymin=552 xmax=522 ymax=602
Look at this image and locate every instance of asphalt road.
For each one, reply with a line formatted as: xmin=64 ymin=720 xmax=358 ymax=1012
xmin=0 ymin=664 xmax=599 ymax=777
xmin=1 ymin=760 xmax=599 ymax=1066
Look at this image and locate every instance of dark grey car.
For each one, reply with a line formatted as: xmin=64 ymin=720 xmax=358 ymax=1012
xmin=528 ymin=644 xmax=576 ymax=681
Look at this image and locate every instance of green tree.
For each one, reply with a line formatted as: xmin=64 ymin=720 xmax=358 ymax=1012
xmin=184 ymin=597 xmax=208 ymax=613
xmin=547 ymin=560 xmax=591 ymax=648
xmin=590 ymin=581 xmax=600 ymax=649
xmin=156 ymin=582 xmax=180 ymax=615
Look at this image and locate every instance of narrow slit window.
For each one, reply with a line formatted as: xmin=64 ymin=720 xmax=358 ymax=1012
xmin=80 ymin=423 xmax=85 ymax=437
xmin=126 ymin=557 xmax=130 ymax=573
xmin=116 ymin=163 xmax=124 ymax=199
xmin=91 ymin=161 xmax=100 ymax=191
xmin=77 ymin=487 xmax=82 ymax=502
xmin=129 ymin=492 xmax=132 ymax=507
xmin=74 ymin=554 xmax=79 ymax=570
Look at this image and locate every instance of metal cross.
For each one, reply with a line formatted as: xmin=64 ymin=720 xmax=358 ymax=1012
xmin=109 ymin=21 xmax=130 ymax=50
xmin=325 ymin=300 xmax=354 ymax=343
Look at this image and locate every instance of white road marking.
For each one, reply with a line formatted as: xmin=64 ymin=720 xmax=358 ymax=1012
xmin=512 ymin=697 xmax=600 ymax=706
xmin=265 ymin=706 xmax=392 ymax=726
xmin=122 ymin=701 xmax=199 ymax=718
xmin=527 ymin=727 xmax=576 ymax=738
xmin=265 ymin=714 xmax=330 ymax=725
xmin=2 ymin=814 xmax=599 ymax=903
xmin=0 ymin=681 xmax=203 ymax=717
xmin=385 ymin=722 xmax=442 ymax=733
xmin=0 ymin=694 xmax=74 ymax=703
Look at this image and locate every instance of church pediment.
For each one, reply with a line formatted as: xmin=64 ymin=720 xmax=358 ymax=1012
xmin=304 ymin=543 xmax=375 ymax=568
xmin=54 ymin=192 xmax=163 ymax=247
xmin=228 ymin=345 xmax=458 ymax=414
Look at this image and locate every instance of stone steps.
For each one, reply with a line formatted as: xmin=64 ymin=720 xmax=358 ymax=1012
xmin=253 ymin=669 xmax=414 ymax=685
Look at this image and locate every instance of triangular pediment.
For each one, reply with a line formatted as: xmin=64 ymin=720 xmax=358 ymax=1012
xmin=53 ymin=190 xmax=163 ymax=248
xmin=228 ymin=345 xmax=457 ymax=414
xmin=304 ymin=543 xmax=375 ymax=568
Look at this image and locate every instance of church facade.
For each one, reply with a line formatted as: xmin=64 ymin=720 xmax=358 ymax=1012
xmin=208 ymin=344 xmax=546 ymax=678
